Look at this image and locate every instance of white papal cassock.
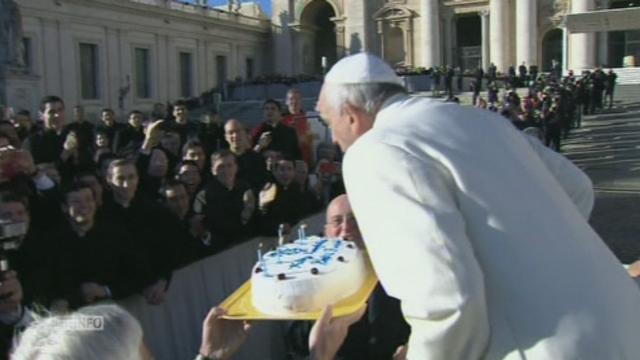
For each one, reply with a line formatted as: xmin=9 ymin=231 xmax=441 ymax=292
xmin=344 ymin=95 xmax=640 ymax=359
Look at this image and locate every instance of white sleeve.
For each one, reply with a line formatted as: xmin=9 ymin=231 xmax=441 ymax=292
xmin=344 ymin=142 xmax=489 ymax=360
xmin=523 ymin=134 xmax=594 ymax=219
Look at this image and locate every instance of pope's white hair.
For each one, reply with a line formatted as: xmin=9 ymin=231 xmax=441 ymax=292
xmin=12 ymin=304 xmax=144 ymax=360
xmin=322 ymin=82 xmax=407 ymax=116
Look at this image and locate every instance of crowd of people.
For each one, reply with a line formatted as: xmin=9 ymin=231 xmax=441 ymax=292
xmin=467 ymin=66 xmax=618 ymax=152
xmin=0 ymin=88 xmax=347 ymax=357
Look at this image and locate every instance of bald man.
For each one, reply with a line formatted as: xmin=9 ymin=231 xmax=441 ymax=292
xmin=323 ymin=194 xmax=362 ymax=249
xmin=286 ymin=195 xmax=409 ymax=360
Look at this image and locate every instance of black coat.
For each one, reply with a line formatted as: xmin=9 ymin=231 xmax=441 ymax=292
xmin=286 ymin=284 xmax=410 ymax=360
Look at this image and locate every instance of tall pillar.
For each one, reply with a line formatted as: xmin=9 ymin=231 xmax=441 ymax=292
xmin=597 ymin=32 xmax=609 ymax=66
xmin=420 ymin=0 xmax=440 ymax=68
xmin=480 ymin=10 xmax=490 ymax=70
xmin=562 ymin=24 xmax=569 ymax=72
xmin=598 ymin=0 xmax=609 ymax=66
xmin=444 ymin=15 xmax=453 ymax=66
xmin=569 ymin=0 xmax=596 ymax=70
xmin=516 ymin=0 xmax=537 ymax=67
xmin=489 ymin=0 xmax=508 ymax=71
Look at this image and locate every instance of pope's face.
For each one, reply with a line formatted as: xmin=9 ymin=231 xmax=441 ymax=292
xmin=316 ymin=86 xmax=356 ymax=152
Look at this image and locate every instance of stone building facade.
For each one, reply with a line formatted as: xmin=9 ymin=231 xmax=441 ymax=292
xmin=271 ymin=0 xmax=640 ymax=75
xmin=9 ymin=0 xmax=269 ymax=118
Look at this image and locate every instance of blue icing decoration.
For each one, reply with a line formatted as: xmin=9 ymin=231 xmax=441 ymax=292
xmin=312 ymin=253 xmax=334 ymax=265
xmin=311 ymin=240 xmax=327 ymax=254
xmin=289 ymin=256 xmax=314 ymax=269
xmin=277 ymin=247 xmax=308 ymax=256
xmin=333 ymin=240 xmax=342 ymax=250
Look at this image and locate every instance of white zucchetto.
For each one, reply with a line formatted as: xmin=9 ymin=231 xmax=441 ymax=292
xmin=324 ymin=53 xmax=403 ymax=86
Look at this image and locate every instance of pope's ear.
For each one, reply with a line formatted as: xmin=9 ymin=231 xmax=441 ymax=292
xmin=343 ymin=103 xmax=362 ymax=126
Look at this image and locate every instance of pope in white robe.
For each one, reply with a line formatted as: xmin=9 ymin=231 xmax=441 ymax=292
xmin=315 ymin=53 xmax=640 ymax=359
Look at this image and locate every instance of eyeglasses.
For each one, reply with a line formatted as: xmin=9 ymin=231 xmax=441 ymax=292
xmin=327 ymin=213 xmax=357 ymax=228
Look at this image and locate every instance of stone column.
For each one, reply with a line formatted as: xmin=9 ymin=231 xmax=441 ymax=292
xmin=444 ymin=14 xmax=453 ymax=66
xmin=420 ymin=0 xmax=440 ymax=68
xmin=597 ymin=32 xmax=609 ymax=66
xmin=334 ymin=20 xmax=346 ymax=59
xmin=480 ymin=10 xmax=490 ymax=70
xmin=489 ymin=0 xmax=508 ymax=71
xmin=516 ymin=0 xmax=537 ymax=67
xmin=597 ymin=0 xmax=610 ymax=66
xmin=569 ymin=0 xmax=596 ymax=70
xmin=562 ymin=24 xmax=569 ymax=72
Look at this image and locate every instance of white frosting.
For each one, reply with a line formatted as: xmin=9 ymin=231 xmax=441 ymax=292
xmin=251 ymin=236 xmax=368 ymax=315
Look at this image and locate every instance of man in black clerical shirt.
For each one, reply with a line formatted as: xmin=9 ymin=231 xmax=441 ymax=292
xmin=52 ymin=183 xmax=152 ymax=308
xmin=113 ymin=110 xmax=145 ymax=154
xmin=101 ymin=159 xmax=183 ymax=305
xmin=225 ymin=119 xmax=267 ymax=193
xmin=65 ymin=105 xmax=94 ymax=154
xmin=165 ymin=100 xmax=202 ymax=147
xmin=250 ymin=99 xmax=301 ymax=160
xmin=22 ymin=96 xmax=91 ymax=181
xmin=196 ymin=150 xmax=255 ymax=253
xmin=257 ymin=157 xmax=305 ymax=236
xmin=94 ymin=108 xmax=125 ymax=151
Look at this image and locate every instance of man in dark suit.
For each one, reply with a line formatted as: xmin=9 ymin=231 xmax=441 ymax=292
xmin=250 ymin=99 xmax=302 ymax=160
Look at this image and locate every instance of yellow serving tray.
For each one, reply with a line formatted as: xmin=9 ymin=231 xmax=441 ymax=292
xmin=220 ymin=264 xmax=378 ymax=321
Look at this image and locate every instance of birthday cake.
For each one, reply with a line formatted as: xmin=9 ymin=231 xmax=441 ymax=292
xmin=251 ymin=235 xmax=368 ymax=315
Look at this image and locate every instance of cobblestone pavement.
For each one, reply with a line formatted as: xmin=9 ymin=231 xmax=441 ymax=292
xmin=563 ymin=90 xmax=640 ymax=263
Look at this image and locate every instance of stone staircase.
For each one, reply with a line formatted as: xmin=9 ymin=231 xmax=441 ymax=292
xmin=613 ymin=67 xmax=640 ymax=85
